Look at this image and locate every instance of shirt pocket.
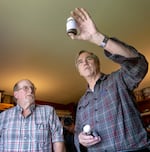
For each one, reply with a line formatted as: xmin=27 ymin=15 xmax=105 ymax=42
xmin=33 ymin=122 xmax=50 ymax=148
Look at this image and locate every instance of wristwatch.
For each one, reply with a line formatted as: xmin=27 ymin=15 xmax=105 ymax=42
xmin=100 ymin=35 xmax=109 ymax=48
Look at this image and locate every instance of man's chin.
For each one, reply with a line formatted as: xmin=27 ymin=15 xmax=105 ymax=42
xmin=81 ymin=73 xmax=91 ymax=77
xmin=26 ymin=95 xmax=35 ymax=101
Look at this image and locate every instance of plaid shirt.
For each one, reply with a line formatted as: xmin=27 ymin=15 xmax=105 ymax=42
xmin=75 ymin=39 xmax=150 ymax=152
xmin=0 ymin=104 xmax=64 ymax=152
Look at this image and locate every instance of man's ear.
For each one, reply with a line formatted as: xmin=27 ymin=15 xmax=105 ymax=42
xmin=14 ymin=91 xmax=18 ymax=99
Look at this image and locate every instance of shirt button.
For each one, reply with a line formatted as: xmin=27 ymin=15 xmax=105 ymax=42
xmin=24 ymin=134 xmax=29 ymax=140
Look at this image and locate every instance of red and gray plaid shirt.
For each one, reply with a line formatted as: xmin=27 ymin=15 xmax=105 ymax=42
xmin=0 ymin=104 xmax=64 ymax=152
xmin=75 ymin=38 xmax=150 ymax=152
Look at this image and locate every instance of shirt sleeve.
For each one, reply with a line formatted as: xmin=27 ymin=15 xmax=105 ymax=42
xmin=104 ymin=37 xmax=148 ymax=90
xmin=48 ymin=106 xmax=64 ymax=143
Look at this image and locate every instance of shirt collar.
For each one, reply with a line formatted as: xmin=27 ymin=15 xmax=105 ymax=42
xmin=16 ymin=103 xmax=36 ymax=112
xmin=86 ymin=73 xmax=107 ymax=93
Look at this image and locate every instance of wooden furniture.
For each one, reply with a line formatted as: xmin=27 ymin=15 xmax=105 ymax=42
xmin=0 ymin=103 xmax=14 ymax=112
xmin=136 ymin=98 xmax=150 ymax=134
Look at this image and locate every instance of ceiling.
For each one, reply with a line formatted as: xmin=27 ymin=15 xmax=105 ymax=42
xmin=0 ymin=0 xmax=150 ymax=104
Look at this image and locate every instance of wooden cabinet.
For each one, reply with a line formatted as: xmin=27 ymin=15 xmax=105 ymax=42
xmin=136 ymin=99 xmax=150 ymax=133
xmin=0 ymin=103 xmax=14 ymax=112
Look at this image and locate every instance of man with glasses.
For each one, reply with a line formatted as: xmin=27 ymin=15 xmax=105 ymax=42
xmin=0 ymin=79 xmax=65 ymax=152
xmin=68 ymin=8 xmax=150 ymax=151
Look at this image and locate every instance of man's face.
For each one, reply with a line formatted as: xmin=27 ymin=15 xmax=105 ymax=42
xmin=14 ymin=80 xmax=35 ymax=106
xmin=76 ymin=52 xmax=99 ymax=78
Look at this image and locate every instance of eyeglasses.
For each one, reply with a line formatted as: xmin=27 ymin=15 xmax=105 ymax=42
xmin=16 ymin=86 xmax=36 ymax=93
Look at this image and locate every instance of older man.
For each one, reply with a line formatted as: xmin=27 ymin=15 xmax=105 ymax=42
xmin=0 ymin=79 xmax=65 ymax=152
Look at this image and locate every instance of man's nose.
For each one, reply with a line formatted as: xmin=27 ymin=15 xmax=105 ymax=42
xmin=28 ymin=87 xmax=34 ymax=94
xmin=83 ymin=59 xmax=89 ymax=65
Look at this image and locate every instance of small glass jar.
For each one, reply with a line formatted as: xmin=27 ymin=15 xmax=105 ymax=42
xmin=66 ymin=17 xmax=77 ymax=35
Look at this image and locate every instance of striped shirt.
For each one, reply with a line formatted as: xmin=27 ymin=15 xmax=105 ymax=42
xmin=0 ymin=104 xmax=64 ymax=152
xmin=75 ymin=38 xmax=150 ymax=152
